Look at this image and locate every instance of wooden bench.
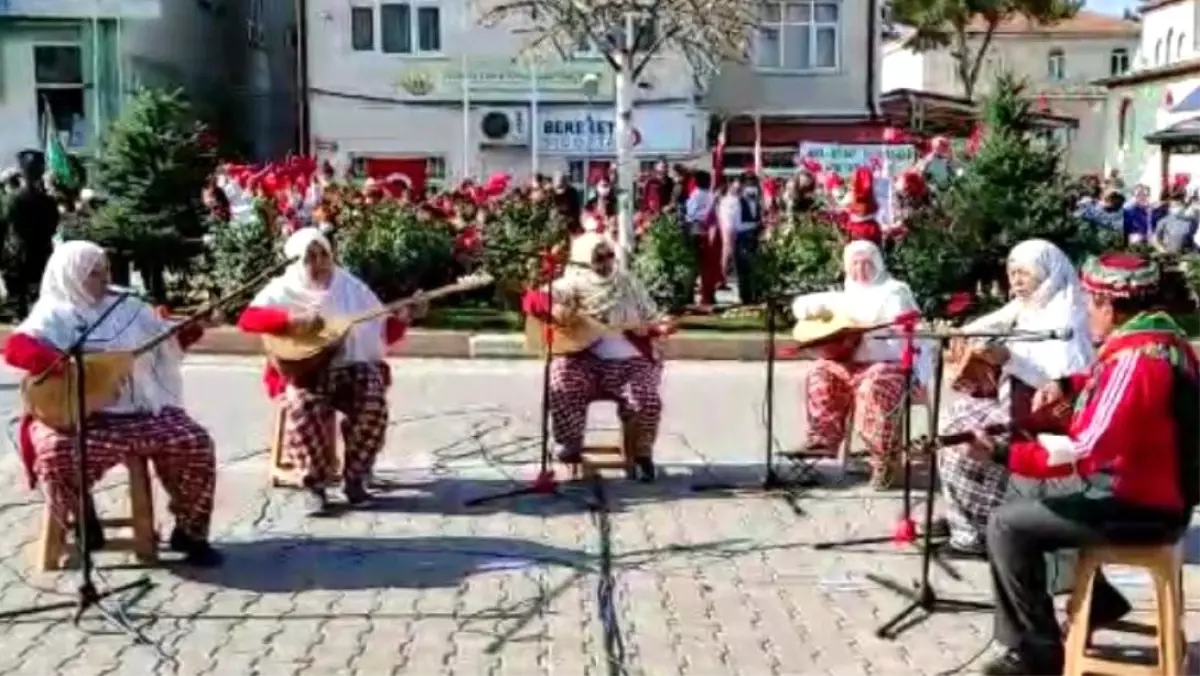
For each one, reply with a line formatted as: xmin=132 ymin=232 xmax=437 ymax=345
xmin=268 ymin=399 xmax=343 ymax=488
xmin=1064 ymin=543 xmax=1185 ymax=676
xmin=38 ymin=455 xmax=157 ymax=572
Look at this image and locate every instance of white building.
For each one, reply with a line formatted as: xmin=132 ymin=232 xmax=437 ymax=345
xmin=304 ymin=0 xmax=704 ymax=190
xmin=881 ymin=10 xmax=1138 ymax=173
xmin=0 ymin=0 xmax=240 ymax=165
xmin=1099 ymin=0 xmax=1200 ymax=195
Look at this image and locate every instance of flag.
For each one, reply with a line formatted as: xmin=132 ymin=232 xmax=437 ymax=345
xmin=752 ymin=115 xmax=763 ymax=176
xmin=42 ymin=105 xmax=78 ymax=190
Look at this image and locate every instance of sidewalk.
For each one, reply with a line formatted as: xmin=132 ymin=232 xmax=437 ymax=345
xmin=0 ymin=325 xmax=773 ymax=361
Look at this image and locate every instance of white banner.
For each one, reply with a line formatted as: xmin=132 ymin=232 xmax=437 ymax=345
xmin=798 ymin=142 xmax=917 ymax=178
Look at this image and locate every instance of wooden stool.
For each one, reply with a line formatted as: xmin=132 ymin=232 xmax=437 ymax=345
xmin=268 ymin=399 xmax=342 ymax=488
xmin=574 ymin=401 xmax=636 ymax=481
xmin=38 ymin=456 xmax=158 ymax=572
xmin=1063 ymin=544 xmax=1185 ymax=676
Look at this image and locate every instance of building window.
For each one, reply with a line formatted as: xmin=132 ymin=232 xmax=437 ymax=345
xmin=1179 ymin=33 xmax=1188 ymax=60
xmin=350 ymin=6 xmax=374 ymax=51
xmin=1110 ymin=48 xmax=1129 ymax=76
xmin=425 ymin=156 xmax=446 ymax=194
xmin=1117 ymin=98 xmax=1132 ymax=150
xmin=34 ymin=44 xmax=86 ymax=148
xmin=1156 ymin=38 xmax=1164 ymax=65
xmin=1047 ymin=48 xmax=1065 ymax=81
xmin=755 ymin=1 xmax=840 ymax=71
xmin=353 ymin=1 xmax=441 ymax=55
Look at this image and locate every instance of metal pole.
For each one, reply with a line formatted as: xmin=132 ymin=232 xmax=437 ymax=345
xmin=530 ymin=61 xmax=539 ymax=178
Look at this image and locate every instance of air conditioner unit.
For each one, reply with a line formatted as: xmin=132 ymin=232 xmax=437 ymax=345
xmin=478 ymin=108 xmax=530 ymax=146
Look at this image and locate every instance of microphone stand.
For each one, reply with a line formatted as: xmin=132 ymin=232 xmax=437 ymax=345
xmin=0 ymin=293 xmax=160 ymax=650
xmin=690 ymin=295 xmax=805 ymax=514
xmin=464 ymin=254 xmax=590 ymax=510
xmin=810 ymin=326 xmax=1065 ymax=640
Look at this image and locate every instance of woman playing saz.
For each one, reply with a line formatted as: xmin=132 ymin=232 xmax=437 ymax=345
xmin=524 ymin=232 xmax=673 ymax=482
xmin=791 ymin=240 xmax=931 ymax=489
xmin=237 ymin=228 xmax=412 ymax=516
xmin=937 ymin=239 xmax=1094 ymax=557
xmin=4 ymin=241 xmax=221 ymax=567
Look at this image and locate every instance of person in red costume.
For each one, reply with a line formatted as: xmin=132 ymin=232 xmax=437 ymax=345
xmin=966 ymin=253 xmax=1200 ymax=676
xmin=237 ymin=228 xmax=412 ymax=515
xmin=842 ymin=167 xmax=883 ymax=245
xmin=523 ymin=232 xmax=674 ymax=482
xmin=4 ymin=241 xmax=221 ymax=567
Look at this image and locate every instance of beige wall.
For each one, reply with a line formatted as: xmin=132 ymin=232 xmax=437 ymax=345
xmin=306 ymin=0 xmax=704 ymax=178
xmin=881 ymin=31 xmax=1136 ymax=173
xmin=706 ymin=0 xmax=876 ymax=116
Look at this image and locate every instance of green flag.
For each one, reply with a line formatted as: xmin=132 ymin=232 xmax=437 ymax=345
xmin=42 ymin=104 xmax=78 ymax=189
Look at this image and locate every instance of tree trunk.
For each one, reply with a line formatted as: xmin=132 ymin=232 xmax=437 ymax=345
xmin=614 ymin=55 xmax=636 ymax=269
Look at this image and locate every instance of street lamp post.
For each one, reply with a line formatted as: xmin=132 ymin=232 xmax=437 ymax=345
xmin=580 ymin=73 xmax=600 ymax=196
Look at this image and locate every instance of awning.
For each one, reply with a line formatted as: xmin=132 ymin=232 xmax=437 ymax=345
xmin=1145 ymin=117 xmax=1200 ymax=145
xmin=1171 ymin=86 xmax=1200 ymax=114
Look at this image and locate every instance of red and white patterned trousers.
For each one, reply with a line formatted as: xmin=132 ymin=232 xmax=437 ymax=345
xmin=548 ymin=353 xmax=663 ymax=458
xmin=804 ymin=359 xmax=907 ymax=461
xmin=30 ymin=407 xmax=216 ymax=538
xmin=284 ymin=361 xmax=388 ymax=485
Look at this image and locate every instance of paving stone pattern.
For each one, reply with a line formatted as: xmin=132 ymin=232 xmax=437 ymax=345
xmin=0 ymin=358 xmax=1193 ymax=675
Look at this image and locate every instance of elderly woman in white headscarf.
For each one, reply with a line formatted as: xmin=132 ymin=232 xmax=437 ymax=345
xmin=3 ymin=241 xmax=221 ymax=567
xmin=238 ymin=227 xmax=410 ymax=515
xmin=525 ymin=231 xmax=670 ymax=482
xmin=937 ymin=239 xmax=1094 ymax=556
xmin=792 ymin=240 xmax=931 ymax=489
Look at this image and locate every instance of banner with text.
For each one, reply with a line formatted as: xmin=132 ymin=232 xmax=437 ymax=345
xmin=797 ymin=142 xmax=917 ymax=178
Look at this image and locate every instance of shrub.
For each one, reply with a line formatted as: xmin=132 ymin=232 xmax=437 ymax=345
xmin=632 ymin=212 xmax=698 ymax=312
xmin=339 ymin=200 xmax=458 ymax=302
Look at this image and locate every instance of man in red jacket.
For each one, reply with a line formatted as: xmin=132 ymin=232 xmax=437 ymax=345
xmin=971 ymin=253 xmax=1199 ymax=676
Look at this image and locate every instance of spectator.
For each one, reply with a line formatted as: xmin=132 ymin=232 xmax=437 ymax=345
xmin=1155 ymin=189 xmax=1194 ymax=254
xmin=1123 ymin=183 xmax=1161 ymax=245
xmin=736 ymin=174 xmax=763 ymax=304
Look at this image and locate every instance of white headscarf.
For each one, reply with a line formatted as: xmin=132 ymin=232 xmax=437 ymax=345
xmin=553 ymin=232 xmax=658 ymax=328
xmin=16 ymin=240 xmax=185 ymax=413
xmin=792 ymin=241 xmax=932 ymax=385
xmin=965 ymin=238 xmax=1093 ymax=387
xmin=250 ymin=227 xmax=388 ymax=366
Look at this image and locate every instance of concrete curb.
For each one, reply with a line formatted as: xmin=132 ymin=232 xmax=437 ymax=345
xmin=0 ymin=326 xmax=771 ymax=361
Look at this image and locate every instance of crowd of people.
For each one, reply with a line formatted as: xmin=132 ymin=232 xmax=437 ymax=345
xmin=1077 ymin=169 xmax=1200 ymax=254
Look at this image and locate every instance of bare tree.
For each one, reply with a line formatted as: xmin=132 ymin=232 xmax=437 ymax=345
xmin=476 ymin=0 xmax=758 ymax=263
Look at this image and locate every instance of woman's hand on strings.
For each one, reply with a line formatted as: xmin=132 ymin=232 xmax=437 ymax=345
xmin=947 ymin=337 xmax=968 ymax=363
xmin=288 ymin=312 xmax=324 ymax=335
xmin=967 ymin=428 xmax=997 ymax=460
xmin=407 ymin=290 xmax=430 ymax=320
xmin=1033 ymin=381 xmax=1065 ymax=411
xmin=978 ymin=344 xmax=1010 ymax=366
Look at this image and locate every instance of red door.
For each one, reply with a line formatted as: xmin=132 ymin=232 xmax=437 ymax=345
xmin=363 ymin=157 xmax=427 ymax=196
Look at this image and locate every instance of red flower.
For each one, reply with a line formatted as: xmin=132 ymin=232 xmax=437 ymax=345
xmin=945 ymin=292 xmax=974 ymax=317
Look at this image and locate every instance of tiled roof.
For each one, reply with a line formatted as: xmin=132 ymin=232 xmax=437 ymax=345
xmin=965 ymin=9 xmax=1139 ymax=36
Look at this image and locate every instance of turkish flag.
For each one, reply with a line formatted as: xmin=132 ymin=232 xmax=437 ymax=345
xmin=363 ymin=157 xmax=427 ymax=196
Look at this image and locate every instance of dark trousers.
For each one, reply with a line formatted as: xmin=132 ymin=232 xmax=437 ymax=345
xmin=987 ymin=495 xmax=1187 ymax=655
xmin=733 ymin=228 xmax=760 ymax=305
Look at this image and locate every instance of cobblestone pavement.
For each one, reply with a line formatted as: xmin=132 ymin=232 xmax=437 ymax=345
xmin=0 ymin=358 xmax=1194 ymax=676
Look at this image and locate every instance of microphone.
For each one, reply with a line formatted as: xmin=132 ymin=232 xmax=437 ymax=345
xmin=107 ymin=285 xmax=145 ymax=298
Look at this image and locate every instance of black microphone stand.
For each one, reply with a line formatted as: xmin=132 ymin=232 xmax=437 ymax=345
xmin=464 ymin=255 xmax=590 ymax=510
xmin=690 ymin=296 xmax=806 ymax=513
xmin=814 ymin=326 xmax=1065 ymax=639
xmin=0 ymin=293 xmax=159 ymax=648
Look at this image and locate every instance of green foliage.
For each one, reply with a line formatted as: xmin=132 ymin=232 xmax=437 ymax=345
xmin=888 ymin=207 xmax=984 ymax=315
xmin=632 ymin=212 xmax=698 ymax=312
xmin=340 ymin=201 xmax=458 ymax=302
xmin=206 ymin=208 xmax=283 ymax=319
xmin=85 ymin=88 xmax=217 ymax=288
xmin=753 ymin=214 xmax=842 ymax=302
xmin=927 ymin=73 xmax=1121 ymax=298
xmin=477 ymin=197 xmax=570 ymax=299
